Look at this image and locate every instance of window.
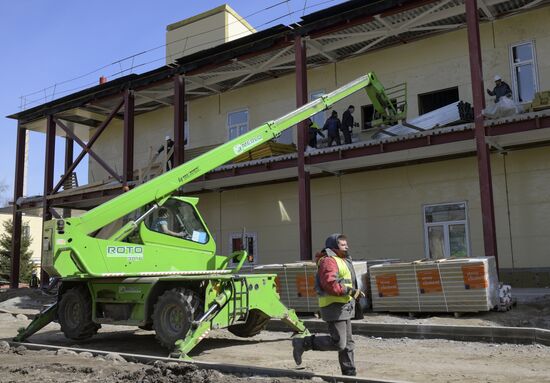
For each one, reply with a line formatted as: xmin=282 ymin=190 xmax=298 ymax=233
xmin=418 ymin=87 xmax=459 ymax=115
xmin=510 ymin=41 xmax=538 ymax=103
xmin=228 ymin=109 xmax=248 ymax=140
xmin=361 ymin=104 xmax=380 ymax=131
xmin=145 ymin=198 xmax=209 ymax=244
xmin=423 ymin=202 xmax=470 ymax=259
xmin=229 ymin=231 xmax=257 ymax=267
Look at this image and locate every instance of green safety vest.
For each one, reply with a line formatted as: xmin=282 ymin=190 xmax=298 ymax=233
xmin=317 ymin=254 xmax=353 ymax=308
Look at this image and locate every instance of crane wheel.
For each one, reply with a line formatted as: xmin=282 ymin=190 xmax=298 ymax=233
xmin=58 ymin=286 xmax=100 ymax=340
xmin=227 ymin=309 xmax=269 ymax=338
xmin=152 ymin=288 xmax=202 ymax=350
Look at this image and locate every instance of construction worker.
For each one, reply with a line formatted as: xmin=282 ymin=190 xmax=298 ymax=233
xmin=487 ymin=75 xmax=512 ymax=102
xmin=322 ymin=111 xmax=343 ymax=147
xmin=292 ymin=233 xmax=364 ymax=376
xmin=307 ymin=118 xmax=325 ymax=148
xmin=341 ymin=105 xmax=355 ymax=145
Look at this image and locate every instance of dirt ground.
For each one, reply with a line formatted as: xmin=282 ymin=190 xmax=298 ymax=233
xmin=1 ymin=288 xmax=549 ymax=382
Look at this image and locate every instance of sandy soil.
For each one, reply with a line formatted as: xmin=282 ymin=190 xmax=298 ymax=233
xmin=1 ymin=288 xmax=549 ymax=382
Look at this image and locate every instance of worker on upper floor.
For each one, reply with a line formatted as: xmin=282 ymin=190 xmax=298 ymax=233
xmin=307 ymin=118 xmax=325 ymax=149
xmin=341 ymin=105 xmax=355 ymax=145
xmin=487 ymin=75 xmax=512 ymax=103
xmin=322 ymin=110 xmax=343 ymax=147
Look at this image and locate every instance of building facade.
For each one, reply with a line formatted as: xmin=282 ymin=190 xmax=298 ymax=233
xmin=8 ymin=0 xmax=550 ymax=287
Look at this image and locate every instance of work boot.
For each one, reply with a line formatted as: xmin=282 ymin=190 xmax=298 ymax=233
xmin=292 ymin=337 xmax=306 ymax=365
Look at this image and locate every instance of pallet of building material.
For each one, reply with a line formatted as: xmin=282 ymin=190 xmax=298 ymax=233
xmin=369 ymin=257 xmax=499 ymax=313
xmin=531 ymin=91 xmax=550 ymax=111
xmin=254 ymin=261 xmax=368 ymax=313
xmin=233 ymin=142 xmax=297 ymax=163
xmin=254 ymin=262 xmax=319 ymax=313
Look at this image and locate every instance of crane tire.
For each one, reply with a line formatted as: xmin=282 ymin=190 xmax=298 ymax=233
xmin=58 ymin=286 xmax=100 ymax=340
xmin=153 ymin=288 xmax=202 ymax=350
xmin=227 ymin=309 xmax=269 ymax=338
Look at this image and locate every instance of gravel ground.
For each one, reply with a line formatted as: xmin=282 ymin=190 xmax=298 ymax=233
xmin=1 ymin=288 xmax=549 ymax=382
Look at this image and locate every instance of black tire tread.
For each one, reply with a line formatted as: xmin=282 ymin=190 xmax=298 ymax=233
xmin=227 ymin=309 xmax=270 ymax=338
xmin=152 ymin=288 xmax=201 ymax=350
xmin=58 ymin=286 xmax=100 ymax=341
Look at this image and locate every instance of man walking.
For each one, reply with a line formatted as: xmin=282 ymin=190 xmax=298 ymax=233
xmin=292 ymin=234 xmax=364 ymax=376
xmin=341 ymin=105 xmax=355 ymax=145
xmin=322 ymin=111 xmax=342 ymax=147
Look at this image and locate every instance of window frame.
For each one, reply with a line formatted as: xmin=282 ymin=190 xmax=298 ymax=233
xmin=509 ymin=40 xmax=539 ymax=104
xmin=422 ymin=201 xmax=471 ymax=259
xmin=227 ymin=108 xmax=249 ymax=141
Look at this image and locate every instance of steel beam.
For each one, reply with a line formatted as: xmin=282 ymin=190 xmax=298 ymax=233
xmin=10 ymin=123 xmax=26 ymax=288
xmin=41 ymin=115 xmax=56 ymax=286
xmin=53 ymin=118 xmax=122 ymax=191
xmin=63 ymin=137 xmax=74 ymax=218
xmin=295 ymin=35 xmax=312 ymax=261
xmin=123 ymin=90 xmax=135 ymax=186
xmin=53 ymin=98 xmax=124 ymax=193
xmin=465 ymin=0 xmax=499 ymax=268
xmin=174 ymin=75 xmax=186 ymax=167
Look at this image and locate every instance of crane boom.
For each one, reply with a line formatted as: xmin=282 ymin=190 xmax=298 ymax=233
xmin=73 ymin=72 xmax=396 ymax=235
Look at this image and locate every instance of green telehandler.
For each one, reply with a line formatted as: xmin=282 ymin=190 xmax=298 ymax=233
xmin=15 ymin=72 xmax=404 ymax=359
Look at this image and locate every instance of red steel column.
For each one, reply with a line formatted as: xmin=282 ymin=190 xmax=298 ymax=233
xmin=174 ymin=75 xmax=186 ymax=167
xmin=63 ymin=137 xmax=74 ymax=218
xmin=41 ymin=115 xmax=56 ymax=286
xmin=295 ymin=35 xmax=312 ymax=261
xmin=465 ymin=0 xmax=498 ymax=268
xmin=10 ymin=122 xmax=26 ymax=288
xmin=123 ymin=90 xmax=135 ymax=187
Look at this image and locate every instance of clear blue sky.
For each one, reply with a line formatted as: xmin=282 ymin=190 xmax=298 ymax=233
xmin=0 ymin=0 xmax=347 ymax=205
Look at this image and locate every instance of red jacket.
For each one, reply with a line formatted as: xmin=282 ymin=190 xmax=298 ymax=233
xmin=315 ymin=250 xmax=349 ymax=296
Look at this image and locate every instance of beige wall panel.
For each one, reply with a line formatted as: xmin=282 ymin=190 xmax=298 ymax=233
xmin=0 ymin=214 xmax=43 ymax=267
xmin=88 ymin=119 xmax=123 ymax=182
xmin=166 ymin=12 xmax=226 ymax=63
xmin=226 ymin=13 xmax=253 ymax=42
xmin=193 ymin=145 xmax=550 ymax=268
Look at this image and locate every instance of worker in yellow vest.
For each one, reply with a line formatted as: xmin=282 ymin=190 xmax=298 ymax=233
xmin=292 ymin=233 xmax=364 ymax=376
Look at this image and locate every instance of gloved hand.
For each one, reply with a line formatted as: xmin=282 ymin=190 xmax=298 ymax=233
xmin=349 ymin=288 xmax=365 ymax=300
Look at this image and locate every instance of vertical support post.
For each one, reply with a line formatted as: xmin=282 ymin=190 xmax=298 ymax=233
xmin=123 ymin=89 xmax=135 ymax=187
xmin=465 ymin=0 xmax=498 ymax=269
xmin=295 ymin=35 xmax=312 ymax=261
xmin=10 ymin=122 xmax=26 ymax=288
xmin=63 ymin=137 xmax=74 ymax=218
xmin=174 ymin=75 xmax=186 ymax=167
xmin=41 ymin=115 xmax=56 ymax=286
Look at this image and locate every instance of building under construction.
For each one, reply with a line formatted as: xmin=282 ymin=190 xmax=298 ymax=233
xmin=7 ymin=0 xmax=550 ymax=289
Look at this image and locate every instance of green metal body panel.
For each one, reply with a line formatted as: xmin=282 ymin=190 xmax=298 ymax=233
xmin=23 ymin=73 xmax=400 ymax=356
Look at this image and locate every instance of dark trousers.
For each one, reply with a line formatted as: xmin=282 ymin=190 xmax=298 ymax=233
xmin=342 ymin=128 xmax=352 ymax=144
xmin=306 ymin=319 xmax=356 ymax=376
xmin=327 ymin=134 xmax=341 ymax=147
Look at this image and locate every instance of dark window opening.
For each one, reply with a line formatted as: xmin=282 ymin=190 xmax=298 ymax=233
xmin=418 ymin=87 xmax=459 ymax=115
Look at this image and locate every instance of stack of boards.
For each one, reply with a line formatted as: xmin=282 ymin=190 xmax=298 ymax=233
xmin=254 ymin=261 xmax=368 ymax=313
xmin=369 ymin=257 xmax=499 ymax=313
